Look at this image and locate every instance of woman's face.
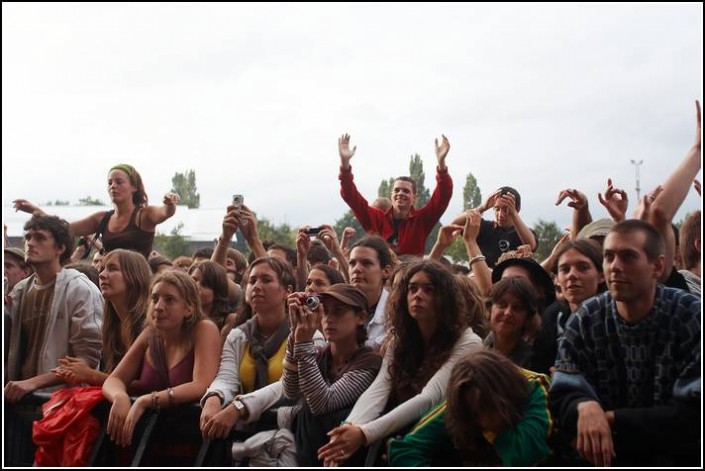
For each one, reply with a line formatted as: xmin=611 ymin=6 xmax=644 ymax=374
xmin=107 ymin=169 xmax=136 ymax=204
xmin=321 ymin=300 xmax=364 ymax=343
xmin=490 ymin=292 xmax=529 ymax=340
xmin=99 ymin=255 xmax=127 ymax=301
xmin=406 ymin=270 xmax=437 ymax=324
xmin=557 ymin=248 xmax=604 ymax=311
xmin=305 ymin=268 xmax=332 ymax=295
xmin=150 ymin=281 xmax=191 ymax=331
xmin=190 ymin=268 xmax=214 ymax=312
xmin=245 ymin=263 xmax=289 ymax=314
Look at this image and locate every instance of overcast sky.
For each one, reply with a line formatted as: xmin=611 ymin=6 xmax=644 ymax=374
xmin=2 ymin=3 xmax=702 ymax=235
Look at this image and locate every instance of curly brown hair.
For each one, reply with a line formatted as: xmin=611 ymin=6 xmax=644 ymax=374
xmin=387 ymin=260 xmax=466 ymax=403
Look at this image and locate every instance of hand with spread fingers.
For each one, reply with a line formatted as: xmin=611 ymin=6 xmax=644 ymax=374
xmin=338 ymin=134 xmax=357 ymax=169
xmin=556 ymin=188 xmax=589 ymax=210
xmin=318 ymin=423 xmax=367 ymax=467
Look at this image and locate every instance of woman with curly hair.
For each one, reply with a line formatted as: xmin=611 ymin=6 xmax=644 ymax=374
xmin=387 ymin=350 xmax=552 ymax=467
xmin=318 ymin=260 xmax=483 ymax=466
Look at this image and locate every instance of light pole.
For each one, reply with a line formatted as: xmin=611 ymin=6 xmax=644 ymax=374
xmin=630 ymin=159 xmax=643 ymax=200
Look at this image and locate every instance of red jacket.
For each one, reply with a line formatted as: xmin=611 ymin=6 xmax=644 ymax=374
xmin=339 ymin=166 xmax=453 ymax=256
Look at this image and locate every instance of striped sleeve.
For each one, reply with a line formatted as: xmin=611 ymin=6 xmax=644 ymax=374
xmin=281 ymin=335 xmax=301 ymax=400
xmin=294 ymin=341 xmax=378 ymax=416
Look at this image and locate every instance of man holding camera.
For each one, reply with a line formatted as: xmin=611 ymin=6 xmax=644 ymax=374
xmin=337 ymin=133 xmax=453 ymax=257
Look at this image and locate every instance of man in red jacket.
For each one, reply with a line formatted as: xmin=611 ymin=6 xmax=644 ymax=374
xmin=337 ymin=133 xmax=453 ymax=257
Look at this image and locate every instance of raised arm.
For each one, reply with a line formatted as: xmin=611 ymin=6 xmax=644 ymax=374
xmin=463 ymin=210 xmax=492 ymax=296
xmin=317 ymin=225 xmax=350 ymax=282
xmin=142 ymin=192 xmax=180 ymax=228
xmin=501 ymin=192 xmax=537 ymax=250
xmin=428 ymin=224 xmax=462 ymax=261
xmin=650 ymin=100 xmax=702 ymax=279
xmin=338 ymin=133 xmax=356 ymax=170
xmin=435 ymin=134 xmax=450 ymax=172
xmin=295 ymin=227 xmax=312 ymax=291
xmin=212 ymin=205 xmax=241 ymax=267
xmin=555 ymin=188 xmax=592 ymax=239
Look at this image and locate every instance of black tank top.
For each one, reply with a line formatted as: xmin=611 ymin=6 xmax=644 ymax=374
xmin=102 ymin=207 xmax=155 ymax=259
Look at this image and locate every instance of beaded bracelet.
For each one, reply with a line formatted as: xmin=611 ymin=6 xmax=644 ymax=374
xmin=151 ymin=391 xmax=161 ymax=410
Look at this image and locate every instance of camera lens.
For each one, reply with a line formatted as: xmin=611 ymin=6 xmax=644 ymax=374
xmin=305 ymin=295 xmax=320 ymax=311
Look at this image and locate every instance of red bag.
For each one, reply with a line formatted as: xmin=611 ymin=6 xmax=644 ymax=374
xmin=32 ymin=386 xmax=105 ymax=467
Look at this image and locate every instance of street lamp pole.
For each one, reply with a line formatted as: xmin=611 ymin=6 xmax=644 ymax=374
xmin=630 ymin=159 xmax=643 ymax=200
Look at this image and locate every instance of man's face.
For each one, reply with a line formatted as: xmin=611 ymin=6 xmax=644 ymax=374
xmin=493 ymin=204 xmax=510 ymax=227
xmin=24 ymin=229 xmax=63 ymax=267
xmin=603 ymin=230 xmax=663 ymax=304
xmin=391 ymin=180 xmax=416 ymax=213
xmin=4 ymin=256 xmax=30 ymax=291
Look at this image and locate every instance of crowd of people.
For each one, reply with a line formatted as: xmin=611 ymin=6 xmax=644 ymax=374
xmin=3 ymin=103 xmax=702 ymax=467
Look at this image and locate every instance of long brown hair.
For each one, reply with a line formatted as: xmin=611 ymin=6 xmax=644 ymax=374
xmin=445 ymin=350 xmax=529 ymax=449
xmin=148 ymin=270 xmax=204 ymax=335
xmin=454 ymin=275 xmax=490 ymax=339
xmin=387 ymin=261 xmax=466 ymax=402
xmin=101 ymin=249 xmax=151 ymax=373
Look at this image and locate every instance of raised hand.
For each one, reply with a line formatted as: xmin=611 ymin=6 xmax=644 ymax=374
xmin=632 ymin=185 xmax=663 ymax=220
xmin=477 ymin=189 xmax=503 ymax=213
xmin=436 ymin=224 xmax=463 ymax=250
xmin=435 ymin=134 xmax=450 ymax=169
xmin=12 ymin=199 xmax=43 ymax=216
xmin=556 ymin=188 xmax=589 ymax=209
xmin=598 ymin=178 xmax=628 ymax=222
xmin=462 ymin=209 xmax=482 ymax=243
xmin=162 ymin=192 xmax=180 ymax=206
xmin=338 ymin=134 xmax=356 ymax=168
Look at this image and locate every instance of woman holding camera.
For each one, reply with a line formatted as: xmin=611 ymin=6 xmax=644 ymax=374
xmin=318 ymin=260 xmax=483 ymax=466
xmin=199 ymin=257 xmax=297 ymax=439
xmin=282 ymin=284 xmax=382 ymax=465
xmin=14 ymin=164 xmax=179 ymax=259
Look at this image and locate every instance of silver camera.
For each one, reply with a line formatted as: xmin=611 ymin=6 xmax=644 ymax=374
xmin=305 ymin=295 xmax=321 ymax=311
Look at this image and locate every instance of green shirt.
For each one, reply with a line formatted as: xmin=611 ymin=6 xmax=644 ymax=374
xmin=387 ymin=369 xmax=553 ymax=467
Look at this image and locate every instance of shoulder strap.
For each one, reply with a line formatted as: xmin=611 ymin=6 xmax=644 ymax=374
xmin=81 ymin=210 xmax=114 ymax=260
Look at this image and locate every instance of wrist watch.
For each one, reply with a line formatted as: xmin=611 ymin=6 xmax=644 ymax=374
xmin=232 ymin=398 xmax=249 ymax=419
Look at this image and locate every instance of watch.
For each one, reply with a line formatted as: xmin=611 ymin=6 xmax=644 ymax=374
xmin=232 ymin=399 xmax=249 ymax=419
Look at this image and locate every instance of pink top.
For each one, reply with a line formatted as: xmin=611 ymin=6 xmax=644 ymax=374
xmin=129 ymin=347 xmax=195 ymax=395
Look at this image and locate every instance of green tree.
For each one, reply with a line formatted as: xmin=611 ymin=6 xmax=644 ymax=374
xmin=377 ymin=178 xmax=395 ymax=198
xmin=443 ymin=173 xmax=483 ymax=262
xmin=256 ymin=217 xmax=296 ymax=247
xmin=153 ymin=222 xmax=191 ymax=259
xmin=334 ymin=210 xmax=364 ymax=247
xmin=532 ymin=219 xmax=563 ymax=262
xmin=78 ymin=196 xmax=106 ymax=206
xmin=409 ymin=154 xmax=430 ymax=208
xmin=171 ymin=169 xmax=200 ymax=209
xmin=463 ymin=172 xmax=482 ymax=210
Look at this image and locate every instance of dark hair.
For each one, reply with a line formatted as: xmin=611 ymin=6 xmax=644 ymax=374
xmin=189 ymin=260 xmax=230 ymax=329
xmin=245 ymin=256 xmax=296 ymax=292
xmin=24 ymin=215 xmax=74 ymax=265
xmin=226 ymin=248 xmax=249 ymax=283
xmin=192 ymin=247 xmax=214 ymax=260
xmin=680 ymin=211 xmax=701 ymax=271
xmin=309 ymin=263 xmax=346 ymax=286
xmin=308 ymin=239 xmax=331 ymax=265
xmin=350 ymin=235 xmax=393 ymax=272
xmin=445 ymin=350 xmax=530 ymax=450
xmin=267 ymin=244 xmax=298 ymax=268
xmin=489 ymin=277 xmax=538 ymax=321
xmin=100 ymin=249 xmax=151 ymax=373
xmin=609 ymin=219 xmax=665 ymax=262
xmin=393 ymin=176 xmax=417 ymax=195
xmin=498 ymin=186 xmax=521 ymax=212
xmin=387 ymin=261 xmax=466 ymax=403
xmin=148 ymin=255 xmax=173 ymax=274
xmin=109 ymin=164 xmax=148 ymax=206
